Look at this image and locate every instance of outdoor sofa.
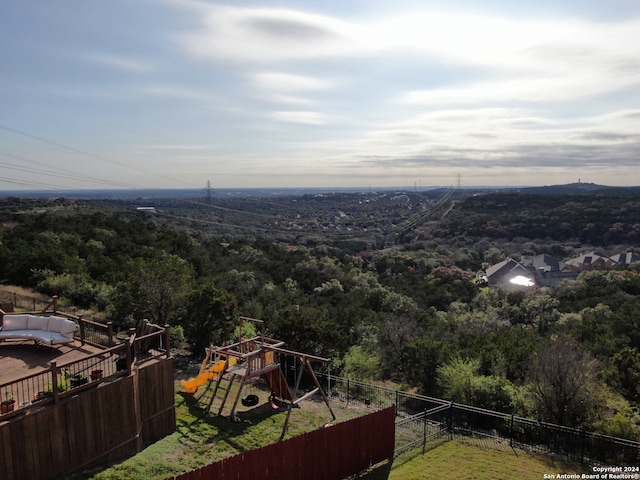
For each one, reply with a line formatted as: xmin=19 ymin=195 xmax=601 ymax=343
xmin=0 ymin=314 xmax=77 ymax=346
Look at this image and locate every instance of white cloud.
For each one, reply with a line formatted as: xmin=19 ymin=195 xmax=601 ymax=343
xmin=250 ymin=71 xmax=334 ymax=106
xmin=251 ymin=72 xmax=332 ymax=93
xmin=272 ymin=111 xmax=329 ymax=125
xmin=83 ymin=53 xmax=154 ymax=73
xmin=137 ymin=85 xmax=212 ymax=100
xmin=148 ymin=144 xmax=208 ymax=150
xmin=177 ymin=4 xmax=357 ymax=63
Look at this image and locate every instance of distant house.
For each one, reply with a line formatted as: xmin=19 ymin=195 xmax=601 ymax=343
xmin=487 ymin=251 xmax=637 ymax=290
xmin=521 ymin=254 xmax=577 ymax=287
xmin=485 ymin=258 xmax=535 ymax=290
xmin=521 ymin=254 xmax=564 ymax=273
xmin=611 ymin=252 xmax=640 ymax=265
xmin=563 ymin=251 xmax=618 ymax=272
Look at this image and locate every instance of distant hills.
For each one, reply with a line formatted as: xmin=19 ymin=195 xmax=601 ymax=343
xmin=516 ymin=182 xmax=640 ymax=195
xmin=3 ymin=183 xmax=640 ymax=201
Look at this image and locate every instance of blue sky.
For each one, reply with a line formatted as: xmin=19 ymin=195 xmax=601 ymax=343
xmin=2 ymin=0 xmax=640 ymax=191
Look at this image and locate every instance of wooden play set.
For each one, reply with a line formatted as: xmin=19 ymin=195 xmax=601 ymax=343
xmin=181 ymin=316 xmax=335 ymax=438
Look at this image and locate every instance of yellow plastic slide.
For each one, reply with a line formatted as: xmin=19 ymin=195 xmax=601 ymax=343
xmin=181 ymin=358 xmax=236 ymax=394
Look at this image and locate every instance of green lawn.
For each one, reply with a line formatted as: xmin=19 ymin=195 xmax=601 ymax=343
xmin=362 ymin=438 xmax=589 ymax=480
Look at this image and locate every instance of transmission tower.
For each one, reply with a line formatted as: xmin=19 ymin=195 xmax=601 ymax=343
xmin=205 ymin=180 xmax=213 ymax=205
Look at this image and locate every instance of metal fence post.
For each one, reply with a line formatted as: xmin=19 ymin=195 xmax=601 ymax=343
xmin=580 ymin=428 xmax=586 ymax=465
xmin=510 ymin=414 xmax=514 ymax=448
xmin=423 ymin=409 xmax=427 ymax=454
xmin=347 ymin=378 xmax=350 ymax=405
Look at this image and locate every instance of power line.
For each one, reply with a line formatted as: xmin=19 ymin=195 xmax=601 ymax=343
xmin=0 ymin=151 xmax=145 ymax=189
xmin=0 ymin=124 xmax=200 ymax=188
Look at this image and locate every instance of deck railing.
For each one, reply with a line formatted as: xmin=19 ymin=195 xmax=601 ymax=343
xmin=0 ymin=318 xmax=170 ymax=420
xmin=0 ymin=295 xmax=116 ymax=347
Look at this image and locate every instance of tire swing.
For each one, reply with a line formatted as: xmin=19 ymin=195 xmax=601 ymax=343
xmin=242 ymin=380 xmax=259 ymax=407
xmin=241 ymin=394 xmax=259 ymax=407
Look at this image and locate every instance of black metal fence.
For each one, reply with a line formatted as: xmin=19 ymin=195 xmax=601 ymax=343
xmin=316 ymin=372 xmax=640 ymax=466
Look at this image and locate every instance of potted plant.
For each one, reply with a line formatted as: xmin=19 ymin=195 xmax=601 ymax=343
xmin=35 ymin=391 xmax=53 ymax=401
xmin=90 ymin=369 xmax=104 ymax=381
xmin=1 ymin=392 xmax=16 ymax=414
xmin=70 ymin=373 xmax=88 ymax=388
xmin=35 ymin=376 xmax=69 ymax=401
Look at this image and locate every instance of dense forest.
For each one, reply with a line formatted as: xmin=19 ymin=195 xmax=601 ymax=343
xmin=0 ymin=191 xmax=639 ymax=440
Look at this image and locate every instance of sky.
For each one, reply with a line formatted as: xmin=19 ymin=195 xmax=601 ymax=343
xmin=1 ymin=0 xmax=640 ymax=192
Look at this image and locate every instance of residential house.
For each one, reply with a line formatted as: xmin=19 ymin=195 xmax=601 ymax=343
xmin=563 ymin=251 xmax=618 ymax=273
xmin=611 ymin=251 xmax=640 ymax=265
xmin=521 ymin=254 xmax=578 ymax=287
xmin=485 ymin=258 xmax=535 ymax=290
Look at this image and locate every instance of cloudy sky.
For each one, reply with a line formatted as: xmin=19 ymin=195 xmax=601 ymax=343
xmin=2 ymin=0 xmax=640 ymax=192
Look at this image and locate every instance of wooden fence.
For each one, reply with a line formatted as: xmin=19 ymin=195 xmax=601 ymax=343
xmin=172 ymin=406 xmax=396 ymax=480
xmin=0 ymin=357 xmax=175 ymax=480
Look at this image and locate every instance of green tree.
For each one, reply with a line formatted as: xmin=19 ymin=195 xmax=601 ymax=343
xmin=437 ymin=357 xmax=514 ymax=411
xmin=610 ymin=347 xmax=640 ymax=403
xmin=109 ymin=253 xmax=194 ymax=326
xmin=342 ymin=345 xmax=380 ymax=382
xmin=525 ymin=338 xmax=599 ymax=426
xmin=183 ymin=283 xmax=237 ymax=357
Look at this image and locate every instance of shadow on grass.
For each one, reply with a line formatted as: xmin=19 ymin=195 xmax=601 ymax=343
xmin=356 ymin=459 xmax=394 ymax=479
xmin=177 ymin=390 xmax=287 ymax=440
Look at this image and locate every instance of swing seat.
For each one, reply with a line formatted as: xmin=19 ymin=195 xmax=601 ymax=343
xmin=241 ymin=394 xmax=259 ymax=407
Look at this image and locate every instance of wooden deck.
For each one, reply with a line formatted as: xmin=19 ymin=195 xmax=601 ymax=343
xmin=0 ymin=340 xmax=107 ymax=385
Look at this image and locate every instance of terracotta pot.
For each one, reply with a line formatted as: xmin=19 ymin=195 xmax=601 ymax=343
xmin=90 ymin=370 xmax=104 ymax=381
xmin=1 ymin=401 xmax=15 ymax=414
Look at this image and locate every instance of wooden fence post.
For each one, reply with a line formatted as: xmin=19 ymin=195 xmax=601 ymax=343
xmin=51 ymin=361 xmax=59 ymax=404
xmin=78 ymin=314 xmax=86 ymax=345
xmin=107 ymin=322 xmax=114 ymax=347
xmin=163 ymin=324 xmax=171 ymax=357
xmin=126 ymin=329 xmax=135 ymax=374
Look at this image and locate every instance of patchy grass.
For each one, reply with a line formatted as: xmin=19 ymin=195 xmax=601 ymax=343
xmin=67 ymin=380 xmax=357 ymax=480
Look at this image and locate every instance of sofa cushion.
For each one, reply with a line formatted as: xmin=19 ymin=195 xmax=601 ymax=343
xmin=0 ymin=329 xmax=73 ymax=345
xmin=48 ymin=316 xmax=77 ymax=338
xmin=0 ymin=329 xmax=34 ymax=339
xmin=27 ymin=315 xmax=50 ymax=331
xmin=1 ymin=315 xmax=29 ymax=331
xmin=49 ymin=332 xmax=74 ymax=345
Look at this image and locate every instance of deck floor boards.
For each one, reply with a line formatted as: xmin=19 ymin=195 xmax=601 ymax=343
xmin=0 ymin=341 xmax=106 ymax=385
